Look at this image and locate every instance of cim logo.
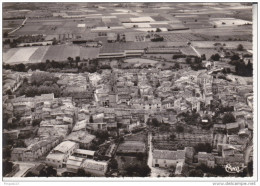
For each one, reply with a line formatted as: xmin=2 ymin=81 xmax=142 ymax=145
xmin=224 ymin=164 xmax=247 ymax=173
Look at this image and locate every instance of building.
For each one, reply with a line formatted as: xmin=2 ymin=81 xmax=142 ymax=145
xmin=66 ymin=156 xmax=85 ymax=173
xmin=152 ymin=149 xmax=186 ymax=168
xmin=81 ymin=159 xmax=108 ymax=176
xmin=65 ymin=131 xmax=95 ymax=149
xmin=198 ymin=152 xmax=215 ymax=168
xmin=73 ymin=149 xmax=95 ymax=159
xmin=46 ymin=141 xmax=79 ymax=168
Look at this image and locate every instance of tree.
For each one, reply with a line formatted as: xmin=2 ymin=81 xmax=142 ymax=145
xmin=76 ymin=168 xmax=86 ymax=177
xmin=89 ymin=115 xmax=93 ymax=123
xmin=3 ymin=160 xmax=14 ymax=176
xmin=194 ymin=143 xmax=212 ymax=153
xmin=222 ymin=112 xmax=236 ymax=124
xmin=188 ymin=169 xmax=204 ymax=177
xmin=176 ymin=125 xmax=184 ymax=134
xmin=248 ymin=160 xmax=253 ymax=176
xmin=67 ymin=57 xmax=73 ymax=67
xmin=45 ymin=166 xmax=57 ymax=177
xmin=186 ymin=57 xmax=192 ymax=64
xmin=151 ymin=118 xmax=160 ymax=127
xmin=75 ymin=56 xmax=80 ymax=67
xmin=201 ymin=54 xmax=206 ymax=60
xmin=109 ymin=159 xmax=118 ymax=170
xmin=210 ymin=53 xmax=220 ymax=61
xmin=32 ymin=119 xmax=42 ymax=127
xmin=3 ymin=32 xmax=8 ymax=38
xmin=231 ymin=54 xmax=240 ymax=61
xmin=156 ymin=28 xmax=162 ymax=32
xmin=124 ymin=164 xmax=151 ymax=177
xmin=15 ymin=63 xmax=26 ymax=72
xmin=237 ymin=44 xmax=244 ymax=51
xmin=169 ymin=134 xmax=176 ymax=141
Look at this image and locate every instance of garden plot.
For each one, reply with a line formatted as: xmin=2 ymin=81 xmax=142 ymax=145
xmin=5 ymin=47 xmax=39 ymax=64
xmin=210 ymin=18 xmax=252 ymax=27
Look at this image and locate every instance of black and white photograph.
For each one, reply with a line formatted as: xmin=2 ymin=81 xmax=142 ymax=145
xmin=1 ymin=1 xmax=259 ymax=185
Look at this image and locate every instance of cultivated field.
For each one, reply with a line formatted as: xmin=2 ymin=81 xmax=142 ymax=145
xmin=3 ymin=45 xmax=100 ymax=64
xmin=4 ymin=47 xmax=39 ymax=64
xmin=124 ymin=58 xmax=158 ymax=64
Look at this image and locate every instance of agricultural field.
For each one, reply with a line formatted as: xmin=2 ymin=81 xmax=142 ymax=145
xmin=3 ymin=45 xmax=100 ymax=64
xmin=191 ymin=41 xmax=252 ymax=50
xmin=124 ymin=58 xmax=158 ymax=64
xmin=210 ymin=17 xmax=252 ymax=27
xmin=180 ymin=46 xmax=198 ymax=56
xmin=28 ymin=46 xmax=50 ymax=63
xmin=4 ymin=47 xmax=39 ymax=64
xmin=3 ymin=19 xmax=24 ymax=33
xmin=194 ymin=48 xmax=219 ymax=60
xmin=162 ymin=33 xmax=204 ymax=42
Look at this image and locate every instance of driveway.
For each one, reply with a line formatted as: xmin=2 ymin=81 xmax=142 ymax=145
xmin=147 ymin=133 xmax=170 ymax=177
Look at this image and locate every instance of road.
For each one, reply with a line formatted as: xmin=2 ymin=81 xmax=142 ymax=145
xmin=190 ymin=45 xmax=201 ymax=57
xmin=147 ymin=133 xmax=170 ymax=177
xmin=12 ymin=161 xmax=36 ymax=177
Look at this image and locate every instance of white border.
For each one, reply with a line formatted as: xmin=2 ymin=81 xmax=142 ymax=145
xmin=1 ymin=0 xmax=259 ymax=185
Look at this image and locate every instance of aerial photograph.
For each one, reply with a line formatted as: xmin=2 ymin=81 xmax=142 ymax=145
xmin=1 ymin=1 xmax=256 ymax=182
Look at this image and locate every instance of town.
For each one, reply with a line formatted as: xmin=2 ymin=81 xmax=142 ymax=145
xmin=2 ymin=2 xmax=254 ymax=178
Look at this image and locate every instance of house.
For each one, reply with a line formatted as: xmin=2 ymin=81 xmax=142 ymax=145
xmin=46 ymin=141 xmax=79 ymax=168
xmin=72 ymin=120 xmax=87 ymax=132
xmin=86 ymin=123 xmax=107 ymax=131
xmin=226 ymin=122 xmax=240 ymax=135
xmin=73 ymin=149 xmax=95 ymax=159
xmin=175 ymin=161 xmax=188 ymax=176
xmin=81 ymin=159 xmax=108 ymax=176
xmin=152 ymin=149 xmax=186 ymax=168
xmin=213 ymin=124 xmax=226 ymax=133
xmin=3 ymin=129 xmax=19 ymax=140
xmin=66 ymin=156 xmax=85 ymax=173
xmin=198 ymin=152 xmax=215 ymax=168
xmin=65 ymin=131 xmax=95 ymax=149
xmin=27 ymin=163 xmax=45 ymax=176
xmin=11 ymin=148 xmax=26 ymax=161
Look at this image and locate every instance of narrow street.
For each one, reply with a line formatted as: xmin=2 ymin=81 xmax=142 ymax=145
xmin=147 ymin=132 xmax=170 ymax=177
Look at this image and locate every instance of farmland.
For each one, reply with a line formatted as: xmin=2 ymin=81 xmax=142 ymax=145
xmin=3 ymin=2 xmax=253 ymax=65
xmin=3 ymin=45 xmax=100 ymax=64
